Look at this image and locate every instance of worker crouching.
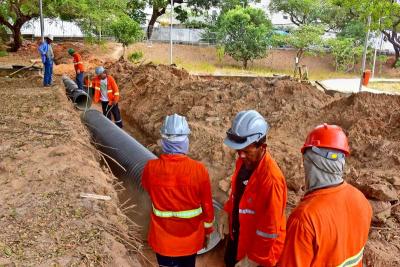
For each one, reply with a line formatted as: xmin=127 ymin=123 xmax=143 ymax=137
xmin=220 ymin=110 xmax=287 ymax=267
xmin=142 ymin=114 xmax=214 ymax=267
xmin=279 ymin=124 xmax=372 ymax=266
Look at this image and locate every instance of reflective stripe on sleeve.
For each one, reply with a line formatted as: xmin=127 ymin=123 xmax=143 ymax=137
xmin=256 ymin=230 xmax=278 ymax=239
xmin=239 ymin=209 xmax=255 ymax=215
xmin=107 ymin=90 xmax=113 ymax=93
xmin=94 ymin=87 xmax=100 ymax=91
xmin=337 ymin=247 xmax=364 ymax=267
xmin=152 ymin=205 xmax=203 ymax=219
xmin=114 ymin=92 xmax=120 ymax=96
xmin=204 ymin=219 xmax=214 ymax=228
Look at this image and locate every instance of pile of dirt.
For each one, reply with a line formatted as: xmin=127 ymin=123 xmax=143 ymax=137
xmin=0 ymin=76 xmax=142 ymax=266
xmin=106 ymin=60 xmax=400 ymax=266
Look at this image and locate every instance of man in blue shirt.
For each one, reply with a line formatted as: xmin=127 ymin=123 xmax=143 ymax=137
xmin=38 ymin=35 xmax=54 ymax=87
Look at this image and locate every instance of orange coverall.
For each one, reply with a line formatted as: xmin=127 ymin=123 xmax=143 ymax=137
xmin=279 ymin=182 xmax=372 ymax=267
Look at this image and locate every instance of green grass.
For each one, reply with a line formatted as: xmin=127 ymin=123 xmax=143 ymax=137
xmin=368 ymin=82 xmax=400 ymax=93
xmin=0 ymin=50 xmax=8 ymax=57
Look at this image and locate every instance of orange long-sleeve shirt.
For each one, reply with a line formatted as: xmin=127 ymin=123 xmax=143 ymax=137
xmin=279 ymin=182 xmax=372 ymax=267
xmin=72 ymin=53 xmax=84 ymax=72
xmin=142 ymin=154 xmax=214 ymax=257
xmin=224 ymin=151 xmax=287 ymax=266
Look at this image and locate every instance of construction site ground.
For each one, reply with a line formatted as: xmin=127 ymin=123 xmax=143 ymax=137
xmin=1 ymin=41 xmax=400 ymax=266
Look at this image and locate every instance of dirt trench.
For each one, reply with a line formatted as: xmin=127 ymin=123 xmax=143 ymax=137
xmin=102 ymin=59 xmax=400 ymax=266
xmin=0 ymin=74 xmax=144 ymax=266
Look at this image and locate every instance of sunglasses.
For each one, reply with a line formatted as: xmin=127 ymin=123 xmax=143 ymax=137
xmin=226 ymin=129 xmax=261 ymax=144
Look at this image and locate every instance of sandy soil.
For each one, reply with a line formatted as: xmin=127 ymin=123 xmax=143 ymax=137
xmin=105 ymin=59 xmax=400 ymax=266
xmin=0 ymin=74 xmax=142 ymax=266
xmin=1 ymin=40 xmax=400 ymax=266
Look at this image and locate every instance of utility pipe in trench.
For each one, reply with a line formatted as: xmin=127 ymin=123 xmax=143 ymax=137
xmin=81 ymin=109 xmax=222 ymax=254
xmin=62 ymin=75 xmax=91 ymax=110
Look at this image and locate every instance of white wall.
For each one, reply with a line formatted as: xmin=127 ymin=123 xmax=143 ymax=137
xmin=21 ymin=18 xmax=84 ymax=38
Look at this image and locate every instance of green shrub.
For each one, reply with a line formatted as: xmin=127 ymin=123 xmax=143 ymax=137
xmin=128 ymin=51 xmax=143 ymax=62
xmin=395 ymin=60 xmax=400 ymax=69
xmin=0 ymin=50 xmax=8 ymax=57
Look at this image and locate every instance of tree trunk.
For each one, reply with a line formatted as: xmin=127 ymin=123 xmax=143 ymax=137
xmin=10 ymin=26 xmax=23 ymax=52
xmin=243 ymin=59 xmax=248 ymax=69
xmin=147 ymin=7 xmax=166 ymax=40
xmin=393 ymin=47 xmax=400 ymax=68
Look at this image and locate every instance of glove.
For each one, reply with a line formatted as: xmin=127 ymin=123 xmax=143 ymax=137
xmin=235 ymin=256 xmax=259 ymax=267
xmin=218 ymin=210 xmax=229 ymax=239
xmin=203 ymin=234 xmax=211 ymax=249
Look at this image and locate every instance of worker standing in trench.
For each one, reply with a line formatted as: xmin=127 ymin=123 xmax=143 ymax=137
xmin=279 ymin=124 xmax=372 ymax=266
xmin=142 ymin=114 xmax=214 ymax=267
xmin=91 ymin=66 xmax=123 ymax=128
xmin=219 ymin=110 xmax=287 ymax=267
xmin=68 ymin=48 xmax=85 ymax=90
xmin=38 ymin=35 xmax=54 ymax=87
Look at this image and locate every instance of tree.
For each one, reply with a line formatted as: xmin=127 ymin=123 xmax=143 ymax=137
xmin=127 ymin=0 xmax=147 ymax=23
xmin=111 ymin=15 xmax=143 ymax=58
xmin=132 ymin=0 xmax=218 ymax=39
xmin=60 ymin=0 xmax=128 ymax=41
xmin=216 ymin=6 xmax=272 ymax=68
xmin=331 ymin=0 xmax=400 ymax=67
xmin=327 ymin=37 xmax=363 ymax=72
xmin=0 ymin=0 xmax=58 ymax=51
xmin=0 ymin=0 xmax=129 ymax=52
xmin=280 ymin=24 xmax=325 ymax=66
xmin=269 ymin=0 xmax=359 ymax=34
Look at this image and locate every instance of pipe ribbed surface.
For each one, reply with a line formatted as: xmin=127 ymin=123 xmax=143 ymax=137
xmin=81 ymin=109 xmax=156 ymax=188
xmin=62 ymin=75 xmax=91 ymax=111
xmin=81 ymin=109 xmax=221 ymax=254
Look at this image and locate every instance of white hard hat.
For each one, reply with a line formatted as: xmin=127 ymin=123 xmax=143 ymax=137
xmin=160 ymin=114 xmax=191 ymax=137
xmin=47 ymin=34 xmax=54 ymax=41
xmin=95 ymin=66 xmax=105 ymax=75
xmin=224 ymin=110 xmax=269 ymax=150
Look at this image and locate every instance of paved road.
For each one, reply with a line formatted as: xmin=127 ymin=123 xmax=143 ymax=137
xmin=319 ymin=78 xmax=400 ymax=95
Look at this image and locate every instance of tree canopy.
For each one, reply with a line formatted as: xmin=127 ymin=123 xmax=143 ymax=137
xmin=216 ymin=6 xmax=272 ymax=68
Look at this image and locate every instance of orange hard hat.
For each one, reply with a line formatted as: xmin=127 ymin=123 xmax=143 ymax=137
xmin=301 ymin=123 xmax=350 ymax=156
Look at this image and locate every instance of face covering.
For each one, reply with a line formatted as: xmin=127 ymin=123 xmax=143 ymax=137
xmin=161 ymin=135 xmax=189 ymax=154
xmin=303 ymin=147 xmax=345 ymax=193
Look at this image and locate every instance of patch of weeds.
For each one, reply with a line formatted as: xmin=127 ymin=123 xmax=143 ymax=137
xmin=128 ymin=51 xmax=144 ymax=63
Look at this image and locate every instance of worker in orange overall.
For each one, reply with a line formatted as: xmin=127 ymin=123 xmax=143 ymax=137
xmin=219 ymin=110 xmax=287 ymax=267
xmin=279 ymin=124 xmax=372 ymax=267
xmin=68 ymin=48 xmax=85 ymax=90
xmin=142 ymin=114 xmax=214 ymax=267
xmin=92 ymin=66 xmax=123 ymax=128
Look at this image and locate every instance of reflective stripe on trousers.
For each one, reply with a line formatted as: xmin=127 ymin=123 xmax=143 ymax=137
xmin=256 ymin=229 xmax=278 ymax=239
xmin=337 ymin=247 xmax=364 ymax=267
xmin=152 ymin=205 xmax=202 ymax=219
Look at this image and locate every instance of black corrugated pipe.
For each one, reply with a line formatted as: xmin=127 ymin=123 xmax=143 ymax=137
xmin=62 ymin=75 xmax=91 ymax=110
xmin=81 ymin=109 xmax=221 ymax=254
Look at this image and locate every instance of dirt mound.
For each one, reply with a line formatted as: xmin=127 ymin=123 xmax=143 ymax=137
xmin=0 ymin=76 xmax=142 ymax=266
xmin=106 ymin=61 xmax=400 ymax=266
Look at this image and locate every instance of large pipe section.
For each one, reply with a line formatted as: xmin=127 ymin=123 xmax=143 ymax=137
xmin=81 ymin=109 xmax=221 ymax=254
xmin=62 ymin=75 xmax=91 ymax=110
